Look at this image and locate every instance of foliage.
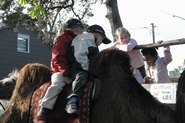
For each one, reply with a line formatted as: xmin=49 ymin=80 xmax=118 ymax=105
xmin=0 ymin=0 xmax=103 ymax=45
xmin=174 ymin=59 xmax=185 ymax=77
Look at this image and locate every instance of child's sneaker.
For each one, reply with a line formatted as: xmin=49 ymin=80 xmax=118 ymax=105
xmin=65 ymin=102 xmax=78 ymax=114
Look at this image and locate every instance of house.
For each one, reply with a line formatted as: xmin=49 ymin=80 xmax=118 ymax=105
xmin=0 ymin=23 xmax=51 ymax=79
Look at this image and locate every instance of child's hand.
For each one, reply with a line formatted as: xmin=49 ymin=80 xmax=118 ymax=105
xmin=144 ymin=76 xmax=153 ymax=84
xmin=114 ymin=41 xmax=119 ymax=45
xmin=108 ymin=41 xmax=118 ymax=49
xmin=114 ymin=41 xmax=120 ymax=49
xmin=157 ymin=40 xmax=163 ymax=44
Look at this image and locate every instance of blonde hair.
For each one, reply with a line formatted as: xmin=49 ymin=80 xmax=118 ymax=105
xmin=53 ymin=24 xmax=68 ymax=44
xmin=115 ymin=27 xmax=131 ymax=40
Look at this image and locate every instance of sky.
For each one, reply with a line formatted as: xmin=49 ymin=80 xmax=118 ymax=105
xmin=87 ymin=0 xmax=185 ymax=72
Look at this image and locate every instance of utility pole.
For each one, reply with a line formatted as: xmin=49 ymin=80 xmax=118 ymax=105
xmin=129 ymin=23 xmax=156 ymax=44
xmin=151 ymin=23 xmax=155 ymax=44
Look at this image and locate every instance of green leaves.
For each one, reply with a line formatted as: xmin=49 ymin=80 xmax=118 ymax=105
xmin=4 ymin=0 xmax=98 ymax=45
xmin=19 ymin=0 xmax=27 ymax=6
xmin=174 ymin=59 xmax=185 ymax=77
xmin=18 ymin=0 xmax=45 ymax=19
xmin=28 ymin=4 xmax=45 ymax=19
xmin=174 ymin=68 xmax=181 ymax=77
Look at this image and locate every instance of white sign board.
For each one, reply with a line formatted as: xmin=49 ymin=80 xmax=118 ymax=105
xmin=142 ymin=83 xmax=177 ymax=104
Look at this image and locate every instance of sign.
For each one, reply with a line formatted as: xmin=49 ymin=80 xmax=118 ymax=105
xmin=142 ymin=83 xmax=177 ymax=104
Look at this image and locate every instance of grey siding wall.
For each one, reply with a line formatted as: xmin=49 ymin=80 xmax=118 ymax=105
xmin=0 ymin=28 xmax=51 ymax=79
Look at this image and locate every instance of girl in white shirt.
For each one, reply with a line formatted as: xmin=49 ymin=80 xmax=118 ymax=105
xmin=114 ymin=27 xmax=146 ymax=84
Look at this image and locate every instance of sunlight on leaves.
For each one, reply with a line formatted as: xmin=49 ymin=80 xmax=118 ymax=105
xmin=19 ymin=0 xmax=27 ymax=6
xmin=28 ymin=4 xmax=45 ymax=19
xmin=19 ymin=0 xmax=45 ymax=19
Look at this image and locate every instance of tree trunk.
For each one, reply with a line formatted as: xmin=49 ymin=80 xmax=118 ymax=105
xmin=105 ymin=0 xmax=122 ymax=42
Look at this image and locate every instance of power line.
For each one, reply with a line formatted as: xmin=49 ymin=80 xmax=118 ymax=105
xmin=128 ymin=27 xmax=148 ymax=30
xmin=160 ymin=10 xmax=185 ymax=21
xmin=128 ymin=23 xmax=156 ymax=44
xmin=173 ymin=15 xmax=185 ymax=21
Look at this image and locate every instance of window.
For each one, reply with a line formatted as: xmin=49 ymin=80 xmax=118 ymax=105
xmin=17 ymin=33 xmax=30 ymax=53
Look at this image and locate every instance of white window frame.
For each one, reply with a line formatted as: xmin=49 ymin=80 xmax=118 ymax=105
xmin=17 ymin=33 xmax=30 ymax=53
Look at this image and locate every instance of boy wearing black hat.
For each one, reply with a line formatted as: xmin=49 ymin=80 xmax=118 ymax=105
xmin=65 ymin=24 xmax=111 ymax=114
xmin=35 ymin=18 xmax=84 ymax=123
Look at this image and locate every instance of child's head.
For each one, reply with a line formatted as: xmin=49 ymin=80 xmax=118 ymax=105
xmin=66 ymin=18 xmax=84 ymax=35
xmin=54 ymin=18 xmax=84 ymax=44
xmin=87 ymin=24 xmax=111 ymax=46
xmin=141 ymin=48 xmax=158 ymax=66
xmin=115 ymin=27 xmax=131 ymax=44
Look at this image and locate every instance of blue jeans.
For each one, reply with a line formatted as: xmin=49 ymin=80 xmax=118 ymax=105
xmin=68 ymin=71 xmax=88 ymax=100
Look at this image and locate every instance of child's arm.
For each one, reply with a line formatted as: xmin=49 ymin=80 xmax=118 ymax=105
xmin=74 ymin=40 xmax=89 ymax=71
xmin=162 ymin=46 xmax=173 ymax=65
xmin=127 ymin=38 xmax=138 ymax=51
xmin=144 ymin=76 xmax=155 ymax=84
xmin=116 ymin=38 xmax=138 ymax=52
xmin=108 ymin=41 xmax=118 ymax=49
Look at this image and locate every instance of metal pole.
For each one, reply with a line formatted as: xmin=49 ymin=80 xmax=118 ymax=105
xmin=151 ymin=23 xmax=155 ymax=43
